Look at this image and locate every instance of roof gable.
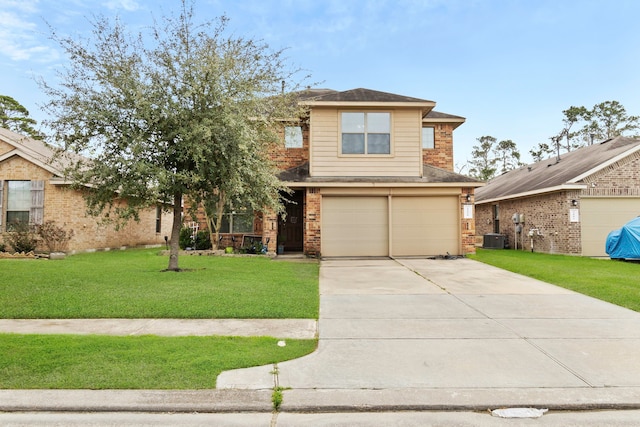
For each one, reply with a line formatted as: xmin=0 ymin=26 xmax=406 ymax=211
xmin=0 ymin=127 xmax=76 ymax=177
xmin=476 ymin=136 xmax=640 ymax=203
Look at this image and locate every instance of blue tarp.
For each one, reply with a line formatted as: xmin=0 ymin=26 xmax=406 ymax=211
xmin=606 ymin=216 xmax=640 ymax=259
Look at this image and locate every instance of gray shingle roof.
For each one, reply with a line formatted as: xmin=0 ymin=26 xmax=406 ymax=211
xmin=424 ymin=110 xmax=465 ymax=120
xmin=476 ymin=136 xmax=640 ymax=203
xmin=299 ymin=88 xmax=434 ymax=104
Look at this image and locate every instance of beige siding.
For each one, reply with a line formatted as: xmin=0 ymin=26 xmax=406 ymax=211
xmin=310 ymin=108 xmax=422 ymax=177
xmin=0 ymin=140 xmax=13 ymax=156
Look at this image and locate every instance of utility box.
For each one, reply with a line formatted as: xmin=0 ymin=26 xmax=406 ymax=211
xmin=483 ymin=233 xmax=505 ymax=249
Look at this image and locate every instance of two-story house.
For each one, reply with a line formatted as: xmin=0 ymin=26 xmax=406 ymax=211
xmin=258 ymin=88 xmax=482 ymax=257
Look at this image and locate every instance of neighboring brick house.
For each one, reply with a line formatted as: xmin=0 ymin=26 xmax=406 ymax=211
xmin=0 ymin=127 xmax=172 ymax=253
xmin=257 ymin=88 xmax=482 ymax=257
xmin=475 ymin=136 xmax=640 ymax=256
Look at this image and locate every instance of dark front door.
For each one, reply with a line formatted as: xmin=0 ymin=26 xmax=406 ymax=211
xmin=278 ymin=190 xmax=304 ymax=252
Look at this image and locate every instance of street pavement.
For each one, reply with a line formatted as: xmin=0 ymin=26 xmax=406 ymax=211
xmin=2 ymin=257 xmax=640 ymax=423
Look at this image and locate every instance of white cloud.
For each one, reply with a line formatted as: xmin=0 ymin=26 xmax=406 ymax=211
xmin=0 ymin=0 xmax=40 ymax=14
xmin=103 ymin=0 xmax=141 ymax=12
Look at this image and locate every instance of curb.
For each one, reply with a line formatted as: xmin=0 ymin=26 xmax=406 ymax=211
xmin=3 ymin=387 xmax=640 ymax=413
xmin=0 ymin=390 xmax=273 ymax=413
xmin=280 ymin=388 xmax=640 ymax=413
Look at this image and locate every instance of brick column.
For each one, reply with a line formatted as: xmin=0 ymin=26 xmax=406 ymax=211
xmin=262 ymin=210 xmax=278 ymax=253
xmin=304 ymin=188 xmax=321 ymax=256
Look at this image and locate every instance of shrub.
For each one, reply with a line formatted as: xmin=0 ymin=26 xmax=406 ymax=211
xmin=179 ymin=227 xmax=212 ymax=250
xmin=35 ymin=221 xmax=75 ymax=253
xmin=5 ymin=221 xmax=38 ymax=253
xmin=179 ymin=227 xmax=194 ymax=249
xmin=194 ymin=230 xmax=212 ymax=250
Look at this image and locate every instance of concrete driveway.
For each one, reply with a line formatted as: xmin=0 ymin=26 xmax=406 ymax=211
xmin=218 ymin=257 xmax=640 ymax=410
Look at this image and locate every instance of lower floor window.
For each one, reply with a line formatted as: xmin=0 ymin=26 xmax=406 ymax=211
xmin=219 ymin=211 xmax=254 ymax=233
xmin=6 ymin=181 xmax=31 ymax=227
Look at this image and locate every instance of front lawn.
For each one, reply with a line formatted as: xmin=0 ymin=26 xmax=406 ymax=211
xmin=0 ymin=249 xmax=319 ymax=390
xmin=0 ymin=249 xmax=319 ymax=319
xmin=0 ymin=334 xmax=316 ymax=389
xmin=470 ymin=249 xmax=640 ymax=312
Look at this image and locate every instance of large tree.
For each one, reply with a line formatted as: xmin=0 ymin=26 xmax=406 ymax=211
xmin=0 ymin=95 xmax=43 ymax=139
xmin=550 ymin=101 xmax=639 ymax=153
xmin=468 ymin=136 xmax=497 ymax=181
xmin=529 ymin=141 xmax=553 ymax=162
xmin=583 ymin=100 xmax=640 ymax=141
xmin=40 ymin=2 xmax=307 ymax=270
xmin=467 ymin=136 xmax=522 ymax=180
xmin=494 ymin=139 xmax=522 ymax=174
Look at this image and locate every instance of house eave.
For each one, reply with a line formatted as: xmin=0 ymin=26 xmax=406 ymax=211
xmin=300 ymin=100 xmax=436 ymax=110
xmin=422 ymin=117 xmax=466 ymax=130
xmin=282 ymin=181 xmax=484 ymax=188
xmin=476 ymin=183 xmax=587 ymax=205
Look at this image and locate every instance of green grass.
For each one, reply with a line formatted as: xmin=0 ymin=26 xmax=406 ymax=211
xmin=470 ymin=249 xmax=640 ymax=312
xmin=0 ymin=334 xmax=316 ymax=389
xmin=0 ymin=249 xmax=319 ymax=319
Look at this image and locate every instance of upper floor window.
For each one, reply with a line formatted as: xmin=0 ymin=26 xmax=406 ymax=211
xmin=284 ymin=126 xmax=303 ymax=148
xmin=422 ymin=127 xmax=435 ymax=149
xmin=341 ymin=112 xmax=390 ymax=155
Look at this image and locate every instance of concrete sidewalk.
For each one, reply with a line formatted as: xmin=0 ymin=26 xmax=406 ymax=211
xmin=0 ymin=318 xmax=316 ymax=339
xmin=217 ymin=257 xmax=640 ymax=411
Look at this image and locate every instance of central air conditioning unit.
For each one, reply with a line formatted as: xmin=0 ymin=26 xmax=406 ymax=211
xmin=483 ymin=233 xmax=505 ymax=249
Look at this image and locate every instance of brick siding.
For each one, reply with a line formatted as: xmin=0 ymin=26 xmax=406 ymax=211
xmin=461 ymin=187 xmax=476 ymax=255
xmin=476 ymin=152 xmax=640 ymax=254
xmin=423 ymin=123 xmax=454 ymax=171
xmin=269 ymin=122 xmax=310 ymax=170
xmin=304 ymin=187 xmax=321 ymax=256
xmin=0 ymin=156 xmax=172 ymax=252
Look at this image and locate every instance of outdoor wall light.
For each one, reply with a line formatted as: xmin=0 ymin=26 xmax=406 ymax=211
xmin=465 ymin=194 xmax=471 ymax=202
xmin=571 ymin=199 xmax=578 ymax=206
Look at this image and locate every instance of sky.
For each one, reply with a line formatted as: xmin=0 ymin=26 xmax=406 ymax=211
xmin=2 ymin=0 xmax=640 ymax=169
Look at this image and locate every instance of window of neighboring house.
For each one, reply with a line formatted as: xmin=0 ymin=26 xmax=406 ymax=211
xmin=422 ymin=127 xmax=435 ymax=149
xmin=155 ymin=206 xmax=162 ymax=233
xmin=3 ymin=181 xmax=44 ymax=230
xmin=341 ymin=112 xmax=391 ymax=155
xmin=284 ymin=126 xmax=303 ymax=148
xmin=6 ymin=181 xmax=31 ymax=226
xmin=493 ymin=204 xmax=500 ymax=234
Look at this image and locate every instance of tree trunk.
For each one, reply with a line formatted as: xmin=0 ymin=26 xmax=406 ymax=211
xmin=205 ymin=189 xmax=226 ymax=250
xmin=167 ymin=191 xmax=182 ymax=271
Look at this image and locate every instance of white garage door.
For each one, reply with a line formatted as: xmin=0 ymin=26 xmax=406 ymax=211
xmin=392 ymin=196 xmax=460 ymax=256
xmin=322 ymin=197 xmax=388 ymax=257
xmin=581 ymin=197 xmax=640 ymax=256
xmin=321 ymin=195 xmax=460 ymax=257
